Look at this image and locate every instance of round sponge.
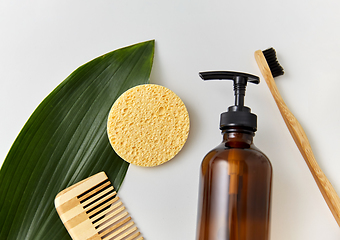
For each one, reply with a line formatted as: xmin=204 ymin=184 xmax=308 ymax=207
xmin=107 ymin=84 xmax=190 ymax=167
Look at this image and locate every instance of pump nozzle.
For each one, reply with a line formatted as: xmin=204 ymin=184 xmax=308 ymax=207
xmin=200 ymin=71 xmax=260 ymax=131
xmin=200 ymin=71 xmax=259 ymax=107
xmin=199 ymin=71 xmax=259 ymax=84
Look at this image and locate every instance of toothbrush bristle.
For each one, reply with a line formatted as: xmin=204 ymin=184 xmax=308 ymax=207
xmin=262 ymin=48 xmax=284 ymax=78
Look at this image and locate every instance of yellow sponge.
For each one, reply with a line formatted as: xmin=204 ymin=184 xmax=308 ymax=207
xmin=107 ymin=84 xmax=190 ymax=167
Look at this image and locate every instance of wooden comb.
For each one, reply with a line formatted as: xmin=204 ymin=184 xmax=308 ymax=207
xmin=54 ymin=172 xmax=143 ymax=240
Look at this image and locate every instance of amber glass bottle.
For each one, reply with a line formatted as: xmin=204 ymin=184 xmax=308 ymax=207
xmin=196 ymin=71 xmax=272 ymax=240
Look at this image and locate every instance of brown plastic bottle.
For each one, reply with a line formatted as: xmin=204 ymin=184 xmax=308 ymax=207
xmin=196 ymin=71 xmax=272 ymax=240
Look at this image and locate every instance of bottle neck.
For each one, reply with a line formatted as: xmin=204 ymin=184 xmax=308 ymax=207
xmin=222 ymin=128 xmax=254 ymax=148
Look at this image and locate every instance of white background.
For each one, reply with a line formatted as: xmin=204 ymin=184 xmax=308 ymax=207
xmin=1 ymin=0 xmax=340 ymax=239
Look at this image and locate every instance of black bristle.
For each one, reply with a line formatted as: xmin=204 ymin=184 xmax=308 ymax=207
xmin=262 ymin=48 xmax=284 ymax=78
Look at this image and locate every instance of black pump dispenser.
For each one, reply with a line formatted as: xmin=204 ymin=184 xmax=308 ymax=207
xmin=199 ymin=71 xmax=260 ymax=132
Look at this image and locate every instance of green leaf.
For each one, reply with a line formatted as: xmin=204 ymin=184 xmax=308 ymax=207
xmin=0 ymin=40 xmax=154 ymax=239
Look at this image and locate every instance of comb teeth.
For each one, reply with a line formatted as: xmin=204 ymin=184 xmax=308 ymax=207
xmin=55 ymin=172 xmax=143 ymax=240
xmin=262 ymin=47 xmax=284 ymax=78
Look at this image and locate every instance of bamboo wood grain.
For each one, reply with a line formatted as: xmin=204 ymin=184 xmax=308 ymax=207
xmin=255 ymin=50 xmax=340 ymax=227
xmin=55 ymin=172 xmax=144 ymax=240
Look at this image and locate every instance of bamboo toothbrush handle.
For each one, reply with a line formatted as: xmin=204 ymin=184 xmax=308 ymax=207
xmin=255 ymin=50 xmax=340 ymax=227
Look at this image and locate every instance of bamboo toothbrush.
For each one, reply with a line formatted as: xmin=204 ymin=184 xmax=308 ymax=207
xmin=55 ymin=172 xmax=143 ymax=240
xmin=254 ymin=48 xmax=340 ymax=227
